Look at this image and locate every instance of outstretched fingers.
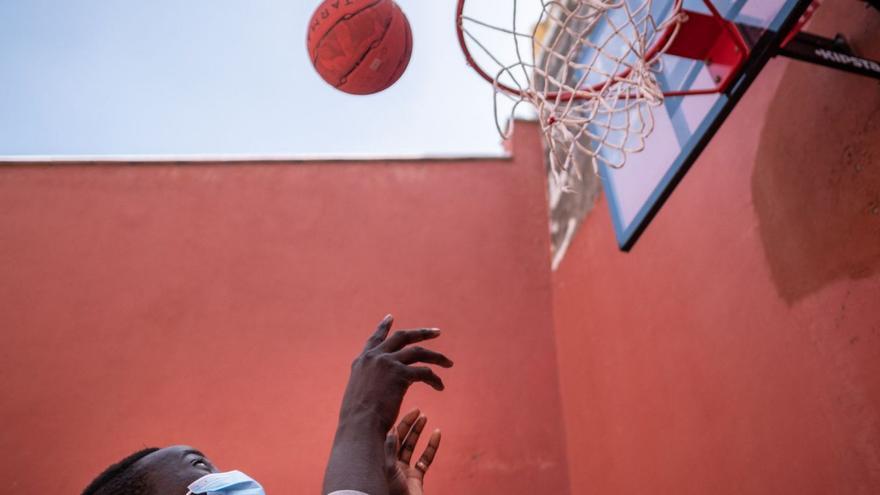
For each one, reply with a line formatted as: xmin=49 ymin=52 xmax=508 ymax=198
xmin=391 ymin=346 xmax=454 ymax=368
xmin=380 ymin=328 xmax=441 ymax=353
xmin=415 ymin=429 xmax=441 ymax=477
xmin=395 ymin=408 xmax=421 ymax=444
xmin=405 ymin=366 xmax=445 ymax=391
xmin=364 ymin=314 xmax=394 ymax=351
xmin=399 ymin=415 xmax=427 ymax=464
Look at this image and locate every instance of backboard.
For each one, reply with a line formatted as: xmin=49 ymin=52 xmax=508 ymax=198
xmin=592 ymin=0 xmax=814 ymax=250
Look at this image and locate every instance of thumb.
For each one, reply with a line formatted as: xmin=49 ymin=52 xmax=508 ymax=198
xmin=385 ymin=430 xmax=399 ymax=469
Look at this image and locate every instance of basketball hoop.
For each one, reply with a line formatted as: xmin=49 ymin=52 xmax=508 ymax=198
xmin=456 ymin=0 xmax=746 ymax=182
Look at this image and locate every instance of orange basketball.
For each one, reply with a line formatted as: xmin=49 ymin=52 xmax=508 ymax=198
xmin=307 ymin=0 xmax=413 ymax=95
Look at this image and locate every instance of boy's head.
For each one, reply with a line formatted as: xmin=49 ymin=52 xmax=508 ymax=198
xmin=82 ymin=445 xmax=217 ymax=495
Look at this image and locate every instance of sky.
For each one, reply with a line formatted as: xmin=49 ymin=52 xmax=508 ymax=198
xmin=0 ymin=0 xmax=539 ymax=158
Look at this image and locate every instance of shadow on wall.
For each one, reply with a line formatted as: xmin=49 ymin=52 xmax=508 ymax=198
xmin=751 ymin=11 xmax=880 ymax=304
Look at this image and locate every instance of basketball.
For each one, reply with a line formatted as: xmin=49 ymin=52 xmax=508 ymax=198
xmin=307 ymin=0 xmax=413 ymax=95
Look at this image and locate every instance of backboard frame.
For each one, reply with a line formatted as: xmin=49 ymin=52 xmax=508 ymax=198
xmin=601 ymin=0 xmax=815 ymax=251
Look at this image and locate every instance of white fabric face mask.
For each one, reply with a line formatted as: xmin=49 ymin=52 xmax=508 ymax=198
xmin=186 ymin=470 xmax=264 ymax=495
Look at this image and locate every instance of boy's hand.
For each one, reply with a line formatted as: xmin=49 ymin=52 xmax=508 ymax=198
xmin=339 ymin=315 xmax=454 ymax=434
xmin=386 ymin=409 xmax=442 ymax=495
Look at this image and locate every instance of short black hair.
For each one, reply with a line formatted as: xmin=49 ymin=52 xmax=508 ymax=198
xmin=81 ymin=447 xmax=160 ymax=495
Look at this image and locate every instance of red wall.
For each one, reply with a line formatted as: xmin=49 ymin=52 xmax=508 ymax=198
xmin=552 ymin=4 xmax=880 ymax=494
xmin=0 ymin=122 xmax=570 ymax=494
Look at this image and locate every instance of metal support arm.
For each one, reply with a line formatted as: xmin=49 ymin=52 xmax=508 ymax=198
xmin=778 ymin=31 xmax=880 ymax=80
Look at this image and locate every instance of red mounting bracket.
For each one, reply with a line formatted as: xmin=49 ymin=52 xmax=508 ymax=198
xmin=663 ymin=5 xmax=751 ymax=97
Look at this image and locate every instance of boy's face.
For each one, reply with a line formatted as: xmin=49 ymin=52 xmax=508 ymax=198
xmin=134 ymin=445 xmax=218 ymax=494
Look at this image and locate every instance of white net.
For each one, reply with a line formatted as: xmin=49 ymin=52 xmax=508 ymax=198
xmin=459 ymin=0 xmax=685 ymax=185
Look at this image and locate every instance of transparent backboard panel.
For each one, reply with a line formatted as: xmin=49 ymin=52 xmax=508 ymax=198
xmin=591 ymin=0 xmax=809 ymax=250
